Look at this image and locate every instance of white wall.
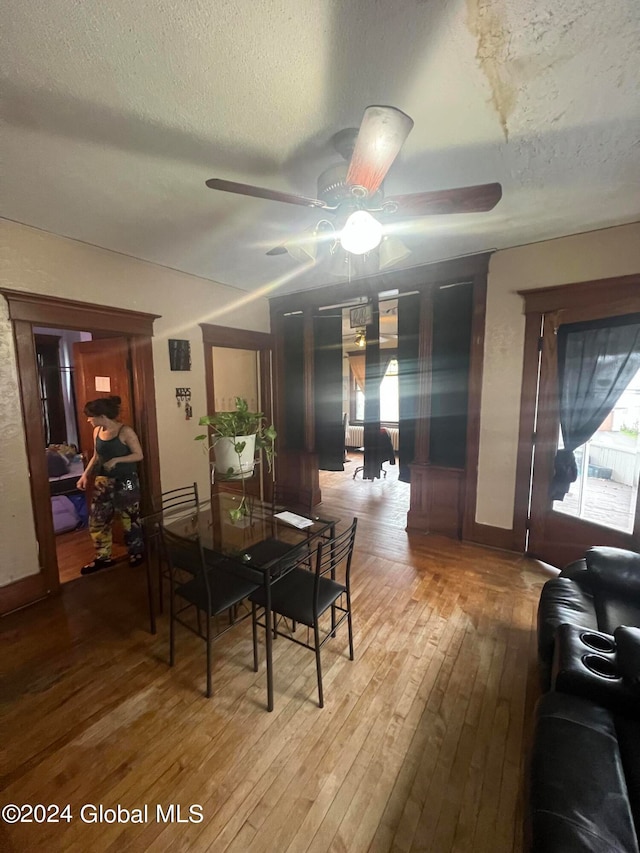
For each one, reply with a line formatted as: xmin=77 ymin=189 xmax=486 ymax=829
xmin=477 ymin=222 xmax=640 ymax=529
xmin=0 ymin=220 xmax=270 ymax=586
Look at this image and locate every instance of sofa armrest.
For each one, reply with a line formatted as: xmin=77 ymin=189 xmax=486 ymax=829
xmin=614 ymin=626 xmax=640 ymax=690
xmin=586 ymin=547 xmax=640 ymax=593
xmin=537 ymin=578 xmax=598 ymax=690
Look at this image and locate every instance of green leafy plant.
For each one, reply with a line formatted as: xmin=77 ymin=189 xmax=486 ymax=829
xmin=195 ymin=397 xmax=276 ymax=520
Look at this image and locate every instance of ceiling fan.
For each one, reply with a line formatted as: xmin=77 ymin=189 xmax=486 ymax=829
xmin=205 ymin=105 xmax=502 ymax=258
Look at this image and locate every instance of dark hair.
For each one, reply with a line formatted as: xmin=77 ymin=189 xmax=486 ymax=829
xmin=83 ymin=396 xmax=122 ymax=419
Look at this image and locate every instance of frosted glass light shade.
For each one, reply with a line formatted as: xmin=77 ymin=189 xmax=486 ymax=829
xmin=379 ymin=235 xmax=411 ymax=269
xmin=284 ymin=229 xmax=318 ymax=262
xmin=340 ymin=210 xmax=383 ymax=255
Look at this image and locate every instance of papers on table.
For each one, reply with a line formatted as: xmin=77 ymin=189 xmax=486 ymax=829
xmin=274 ymin=511 xmax=314 ymax=529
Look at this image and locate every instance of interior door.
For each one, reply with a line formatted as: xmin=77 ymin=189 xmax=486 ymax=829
xmin=528 ymin=313 xmax=640 ymax=567
xmin=72 ymin=337 xmax=134 ymax=458
xmin=73 ymin=337 xmax=134 ymax=545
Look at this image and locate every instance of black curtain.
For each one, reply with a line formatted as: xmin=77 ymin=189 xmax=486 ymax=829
xmin=397 ymin=293 xmax=420 ymax=482
xmin=430 ymin=283 xmax=473 ymax=468
xmin=551 ymin=313 xmax=640 ymax=500
xmin=314 ymin=311 xmax=344 ymax=471
xmin=282 ymin=314 xmax=305 ymax=450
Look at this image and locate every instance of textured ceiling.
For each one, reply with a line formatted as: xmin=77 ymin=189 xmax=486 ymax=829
xmin=2 ymin=0 xmax=639 ymax=297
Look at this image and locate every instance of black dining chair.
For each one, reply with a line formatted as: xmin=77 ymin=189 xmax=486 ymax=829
xmin=151 ymin=483 xmax=201 ymax=614
xmin=239 ymin=482 xmax=316 ymax=572
xmin=160 ymin=525 xmax=260 ymax=698
xmin=249 ymin=517 xmax=358 ymax=708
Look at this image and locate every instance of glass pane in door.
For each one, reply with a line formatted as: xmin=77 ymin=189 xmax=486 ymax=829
xmin=553 ymin=367 xmax=640 ymax=533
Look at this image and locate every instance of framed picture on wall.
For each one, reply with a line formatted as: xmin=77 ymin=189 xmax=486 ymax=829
xmin=168 ymin=339 xmax=191 ymax=371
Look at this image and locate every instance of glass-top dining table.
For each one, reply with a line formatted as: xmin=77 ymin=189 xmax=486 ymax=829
xmin=159 ymin=491 xmax=339 ymax=711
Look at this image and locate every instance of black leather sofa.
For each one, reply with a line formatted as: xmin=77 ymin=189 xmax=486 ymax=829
xmin=529 ymin=547 xmax=640 ymax=852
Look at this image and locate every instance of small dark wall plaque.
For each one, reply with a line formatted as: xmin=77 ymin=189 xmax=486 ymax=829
xmin=350 ymin=303 xmax=373 ymax=328
xmin=169 ymin=339 xmax=191 ymax=371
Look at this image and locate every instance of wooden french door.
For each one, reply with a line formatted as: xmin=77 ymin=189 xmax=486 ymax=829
xmin=527 ymin=306 xmax=640 ymax=567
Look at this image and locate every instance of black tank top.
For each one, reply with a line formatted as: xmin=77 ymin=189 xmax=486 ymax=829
xmin=95 ymin=426 xmax=138 ymax=480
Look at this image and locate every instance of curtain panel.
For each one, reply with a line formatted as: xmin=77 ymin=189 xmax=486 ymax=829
xmin=397 ymin=293 xmax=420 ymax=482
xmin=551 ymin=313 xmax=640 ymax=500
xmin=314 ymin=311 xmax=345 ymax=471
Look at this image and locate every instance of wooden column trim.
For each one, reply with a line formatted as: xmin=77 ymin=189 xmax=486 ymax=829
xmin=413 ymin=287 xmax=433 ymax=464
xmin=12 ymin=319 xmax=60 ymax=598
xmin=461 ymin=270 xmax=488 ymax=541
xmin=303 ymin=309 xmax=315 ymax=453
xmin=511 ymin=311 xmax=543 ymax=550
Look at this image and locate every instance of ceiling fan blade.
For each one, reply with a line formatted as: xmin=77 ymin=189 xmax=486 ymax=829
xmin=383 ymin=182 xmax=502 ymax=216
xmin=345 ymin=106 xmax=414 ymax=196
xmin=205 ymin=178 xmax=333 ymax=209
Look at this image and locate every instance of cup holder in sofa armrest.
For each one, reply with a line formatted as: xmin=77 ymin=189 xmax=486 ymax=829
xmin=579 ymin=631 xmax=616 ymax=653
xmin=581 ymin=654 xmax=620 ymax=680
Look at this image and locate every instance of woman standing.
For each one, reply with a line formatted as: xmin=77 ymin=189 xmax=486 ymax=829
xmin=76 ymin=395 xmax=144 ymax=574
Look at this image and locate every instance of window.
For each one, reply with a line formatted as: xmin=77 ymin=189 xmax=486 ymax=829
xmin=554 ymin=366 xmax=640 ymax=533
xmin=380 ymin=358 xmax=399 ymax=422
xmin=35 ymin=335 xmax=66 ymax=445
xmin=351 ymin=357 xmax=399 ymax=423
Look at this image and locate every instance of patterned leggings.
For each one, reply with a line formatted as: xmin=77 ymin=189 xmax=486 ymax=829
xmin=89 ymin=475 xmax=143 ymax=560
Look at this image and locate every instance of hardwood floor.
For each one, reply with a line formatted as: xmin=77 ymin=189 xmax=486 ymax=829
xmin=56 ymin=527 xmax=128 ymax=584
xmin=0 ymin=463 xmax=556 ymax=852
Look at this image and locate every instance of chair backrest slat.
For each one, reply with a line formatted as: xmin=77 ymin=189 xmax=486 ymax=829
xmin=161 ymin=482 xmax=200 ymax=515
xmin=314 ymin=518 xmax=358 ymax=613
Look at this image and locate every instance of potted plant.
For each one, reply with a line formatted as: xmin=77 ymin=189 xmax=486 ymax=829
xmin=195 ymin=397 xmax=276 ymax=520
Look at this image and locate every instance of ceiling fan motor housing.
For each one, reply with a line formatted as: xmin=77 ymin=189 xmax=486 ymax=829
xmin=317 ymin=163 xmax=383 ymax=209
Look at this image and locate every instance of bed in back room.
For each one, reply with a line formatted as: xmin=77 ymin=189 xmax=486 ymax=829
xmin=46 ymin=446 xmax=88 ymax=533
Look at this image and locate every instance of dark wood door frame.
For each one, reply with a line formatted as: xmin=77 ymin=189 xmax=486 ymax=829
xmin=269 ymin=253 xmax=491 ymax=538
xmin=200 ymin=323 xmax=275 ymax=500
xmin=513 ymin=273 xmax=640 ymax=558
xmin=0 ymin=289 xmax=161 ymax=615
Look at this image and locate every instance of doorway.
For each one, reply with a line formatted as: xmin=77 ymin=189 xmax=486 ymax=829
xmin=515 ymin=275 xmax=640 ymax=567
xmin=0 ymin=289 xmax=161 ymax=614
xmin=36 ymin=326 xmax=138 ymax=583
xmin=201 ymin=323 xmax=275 ymax=503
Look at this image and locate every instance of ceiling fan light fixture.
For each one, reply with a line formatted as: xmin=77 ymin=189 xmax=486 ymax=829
xmin=379 ymin=235 xmax=411 ymax=269
xmin=355 ymin=329 xmax=367 ymax=348
xmin=283 ymin=233 xmax=318 ymax=263
xmin=340 ymin=210 xmax=383 ymax=255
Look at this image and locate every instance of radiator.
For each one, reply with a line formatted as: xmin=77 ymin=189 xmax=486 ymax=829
xmin=346 ymin=425 xmax=399 ymax=451
xmin=345 ymin=425 xmax=364 ymax=448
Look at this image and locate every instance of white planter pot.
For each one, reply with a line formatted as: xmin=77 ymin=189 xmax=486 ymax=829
xmin=213 ymin=434 xmax=257 ymax=480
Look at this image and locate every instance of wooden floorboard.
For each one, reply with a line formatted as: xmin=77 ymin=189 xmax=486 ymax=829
xmin=0 ymin=459 xmax=553 ymax=852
